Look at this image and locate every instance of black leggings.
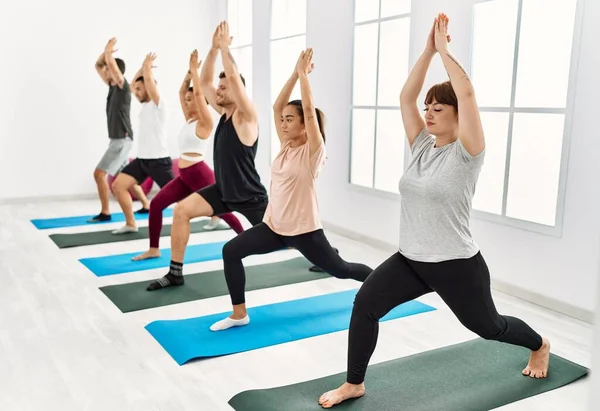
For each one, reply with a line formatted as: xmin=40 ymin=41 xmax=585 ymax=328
xmin=347 ymin=251 xmax=543 ymax=385
xmin=222 ymin=223 xmax=373 ymax=305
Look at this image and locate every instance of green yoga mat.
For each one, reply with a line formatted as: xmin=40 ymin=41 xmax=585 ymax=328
xmin=100 ymin=257 xmax=329 ymax=313
xmin=49 ymin=219 xmax=229 ymax=248
xmin=228 ymin=338 xmax=588 ymax=411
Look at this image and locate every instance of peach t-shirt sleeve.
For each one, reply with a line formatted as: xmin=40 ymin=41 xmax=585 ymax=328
xmin=309 ymin=140 xmax=326 ymax=178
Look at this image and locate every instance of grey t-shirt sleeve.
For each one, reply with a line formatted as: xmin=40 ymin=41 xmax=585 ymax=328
xmin=410 ymin=128 xmax=433 ymax=156
xmin=455 ymin=137 xmax=486 ymax=164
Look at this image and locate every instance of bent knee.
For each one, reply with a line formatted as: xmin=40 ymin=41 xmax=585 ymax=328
xmin=222 ymin=238 xmax=246 ymax=261
xmin=94 ymin=169 xmax=106 ymax=180
xmin=352 ymin=288 xmax=383 ymax=321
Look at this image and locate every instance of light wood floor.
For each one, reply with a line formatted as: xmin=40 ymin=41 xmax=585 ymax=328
xmin=0 ymin=198 xmax=592 ymax=410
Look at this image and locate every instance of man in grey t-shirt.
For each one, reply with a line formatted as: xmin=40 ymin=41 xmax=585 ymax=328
xmin=91 ymin=38 xmax=149 ymax=223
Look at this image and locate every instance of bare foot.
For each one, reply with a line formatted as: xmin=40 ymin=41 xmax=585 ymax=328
xmin=318 ymin=382 xmax=365 ymax=408
xmin=132 ymin=248 xmax=161 ymax=261
xmin=522 ymin=337 xmax=550 ymax=378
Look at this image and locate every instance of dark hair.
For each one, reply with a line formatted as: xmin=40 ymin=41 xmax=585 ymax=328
xmin=286 ymin=100 xmax=326 ymax=143
xmin=115 ymin=58 xmax=126 ymax=74
xmin=186 ymin=87 xmax=210 ymax=105
xmin=135 ymin=76 xmax=144 ymax=83
xmin=424 ymin=81 xmax=458 ymax=112
xmin=218 ymin=71 xmax=246 ymax=87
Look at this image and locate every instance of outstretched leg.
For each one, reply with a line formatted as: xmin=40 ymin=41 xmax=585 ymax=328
xmin=288 ymin=230 xmax=372 ymax=282
xmin=413 ymin=252 xmax=549 ymax=379
xmin=210 ymin=223 xmax=286 ymax=331
xmin=319 ymin=252 xmax=432 ymax=408
xmin=133 ymin=176 xmax=191 ymax=261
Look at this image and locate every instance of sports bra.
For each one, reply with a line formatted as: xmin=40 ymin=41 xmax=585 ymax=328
xmin=177 ymin=119 xmax=208 ymax=156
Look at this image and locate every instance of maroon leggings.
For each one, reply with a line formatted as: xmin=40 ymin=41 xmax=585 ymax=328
xmin=148 ymin=161 xmax=244 ymax=248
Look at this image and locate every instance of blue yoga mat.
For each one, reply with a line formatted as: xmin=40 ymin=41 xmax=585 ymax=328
xmin=31 ymin=208 xmax=174 ymax=230
xmin=145 ymin=289 xmax=436 ymax=365
xmin=79 ymin=241 xmax=227 ymax=277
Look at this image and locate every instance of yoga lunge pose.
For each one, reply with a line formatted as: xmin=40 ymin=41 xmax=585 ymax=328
xmin=111 ymin=53 xmax=175 ymax=234
xmin=209 ymin=48 xmax=373 ymax=331
xmin=318 ymin=14 xmax=550 ymax=408
xmin=91 ymin=38 xmax=147 ymax=222
xmin=146 ymin=21 xmax=269 ymax=291
xmin=132 ymin=50 xmax=244 ymax=262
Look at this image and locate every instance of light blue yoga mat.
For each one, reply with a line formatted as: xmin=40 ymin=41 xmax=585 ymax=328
xmin=31 ymin=208 xmax=174 ymax=230
xmin=145 ymin=289 xmax=436 ymax=365
xmin=79 ymin=241 xmax=227 ymax=277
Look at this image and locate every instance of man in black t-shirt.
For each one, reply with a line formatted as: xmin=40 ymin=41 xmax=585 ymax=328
xmin=90 ymin=38 xmax=150 ymax=223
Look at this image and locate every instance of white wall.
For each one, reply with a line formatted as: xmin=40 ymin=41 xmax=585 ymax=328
xmin=0 ymin=0 xmax=222 ymax=200
xmin=303 ymin=0 xmax=600 ymax=316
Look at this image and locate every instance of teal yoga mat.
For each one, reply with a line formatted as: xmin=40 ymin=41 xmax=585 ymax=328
xmin=31 ymin=208 xmax=173 ymax=229
xmin=79 ymin=241 xmax=227 ymax=276
xmin=145 ymin=289 xmax=435 ymax=365
xmin=228 ymin=339 xmax=588 ymax=411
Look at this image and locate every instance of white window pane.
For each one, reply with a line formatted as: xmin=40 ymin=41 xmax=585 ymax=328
xmin=380 ymin=0 xmax=411 ymax=18
xmin=378 ymin=17 xmax=410 ymax=106
xmin=230 ymin=46 xmax=252 ymax=99
xmin=374 ymin=109 xmax=404 ymax=192
xmin=351 ymin=109 xmax=376 ymax=187
xmin=514 ymin=0 xmax=577 ymax=108
xmin=354 ymin=0 xmax=379 ymax=23
xmin=471 ymin=0 xmax=518 ymax=107
xmin=472 ymin=112 xmax=509 ymax=214
xmin=228 ymin=0 xmax=252 ymax=47
xmin=353 ymin=23 xmax=378 ymax=106
xmin=271 ymin=0 xmax=306 ymax=39
xmin=270 ymin=36 xmax=305 ymax=103
xmin=506 ymin=113 xmax=565 ymax=226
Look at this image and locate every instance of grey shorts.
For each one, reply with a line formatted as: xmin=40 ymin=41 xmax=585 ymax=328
xmin=96 ymin=137 xmax=132 ymax=176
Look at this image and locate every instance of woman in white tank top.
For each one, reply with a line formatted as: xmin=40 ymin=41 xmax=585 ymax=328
xmin=133 ymin=51 xmax=244 ymax=262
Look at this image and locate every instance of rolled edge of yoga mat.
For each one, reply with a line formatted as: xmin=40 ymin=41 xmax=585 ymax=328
xmin=227 ymin=338 xmax=589 ymax=411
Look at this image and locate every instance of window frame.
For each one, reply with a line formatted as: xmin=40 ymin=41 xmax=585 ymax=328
xmin=468 ymin=0 xmax=585 ymax=237
xmin=269 ymin=0 xmax=307 ymax=162
xmin=347 ymin=0 xmax=585 ymax=238
xmin=227 ymin=0 xmax=253 ymax=99
xmin=347 ymin=0 xmax=412 ymax=196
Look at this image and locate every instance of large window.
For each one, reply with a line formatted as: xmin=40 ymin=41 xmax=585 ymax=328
xmin=228 ymin=0 xmax=253 ymax=99
xmin=270 ymin=0 xmax=307 ymax=162
xmin=349 ymin=0 xmax=411 ymax=193
xmin=471 ymin=0 xmax=579 ymax=229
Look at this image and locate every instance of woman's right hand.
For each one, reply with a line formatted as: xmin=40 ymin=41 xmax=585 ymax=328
xmin=189 ymin=49 xmax=200 ymax=72
xmin=425 ymin=15 xmax=451 ymax=53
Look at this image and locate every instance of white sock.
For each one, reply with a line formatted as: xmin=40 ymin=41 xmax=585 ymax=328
xmin=210 ymin=315 xmax=250 ymax=331
xmin=111 ymin=225 xmax=139 ymax=234
xmin=203 ymin=219 xmax=227 ymax=231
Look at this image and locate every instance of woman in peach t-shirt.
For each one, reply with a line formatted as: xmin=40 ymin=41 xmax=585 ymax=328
xmin=209 ymin=48 xmax=373 ymax=331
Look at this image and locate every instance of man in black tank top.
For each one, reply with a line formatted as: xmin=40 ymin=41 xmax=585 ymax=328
xmin=146 ymin=22 xmax=271 ymax=291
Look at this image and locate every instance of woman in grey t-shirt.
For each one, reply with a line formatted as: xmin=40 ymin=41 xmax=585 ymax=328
xmin=319 ymin=13 xmax=550 ymax=408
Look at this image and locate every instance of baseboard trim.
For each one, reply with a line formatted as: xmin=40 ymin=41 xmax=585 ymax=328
xmin=0 ymin=189 xmax=161 ymax=205
xmin=322 ymin=220 xmax=594 ymax=324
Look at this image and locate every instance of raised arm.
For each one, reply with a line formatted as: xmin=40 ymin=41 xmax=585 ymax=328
xmin=179 ymin=70 xmax=193 ymax=120
xmin=273 ymin=67 xmax=299 ymax=143
xmin=95 ymin=51 xmax=110 ymax=85
xmin=296 ymin=49 xmax=322 ymax=157
xmin=436 ymin=13 xmax=484 ymax=156
xmin=189 ymin=49 xmax=214 ymax=139
xmin=217 ymin=21 xmax=257 ymax=121
xmin=399 ymin=20 xmax=438 ymax=147
xmin=142 ymin=53 xmax=160 ymax=106
xmin=104 ymin=38 xmax=125 ymax=89
xmin=200 ymin=28 xmax=222 ymax=115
